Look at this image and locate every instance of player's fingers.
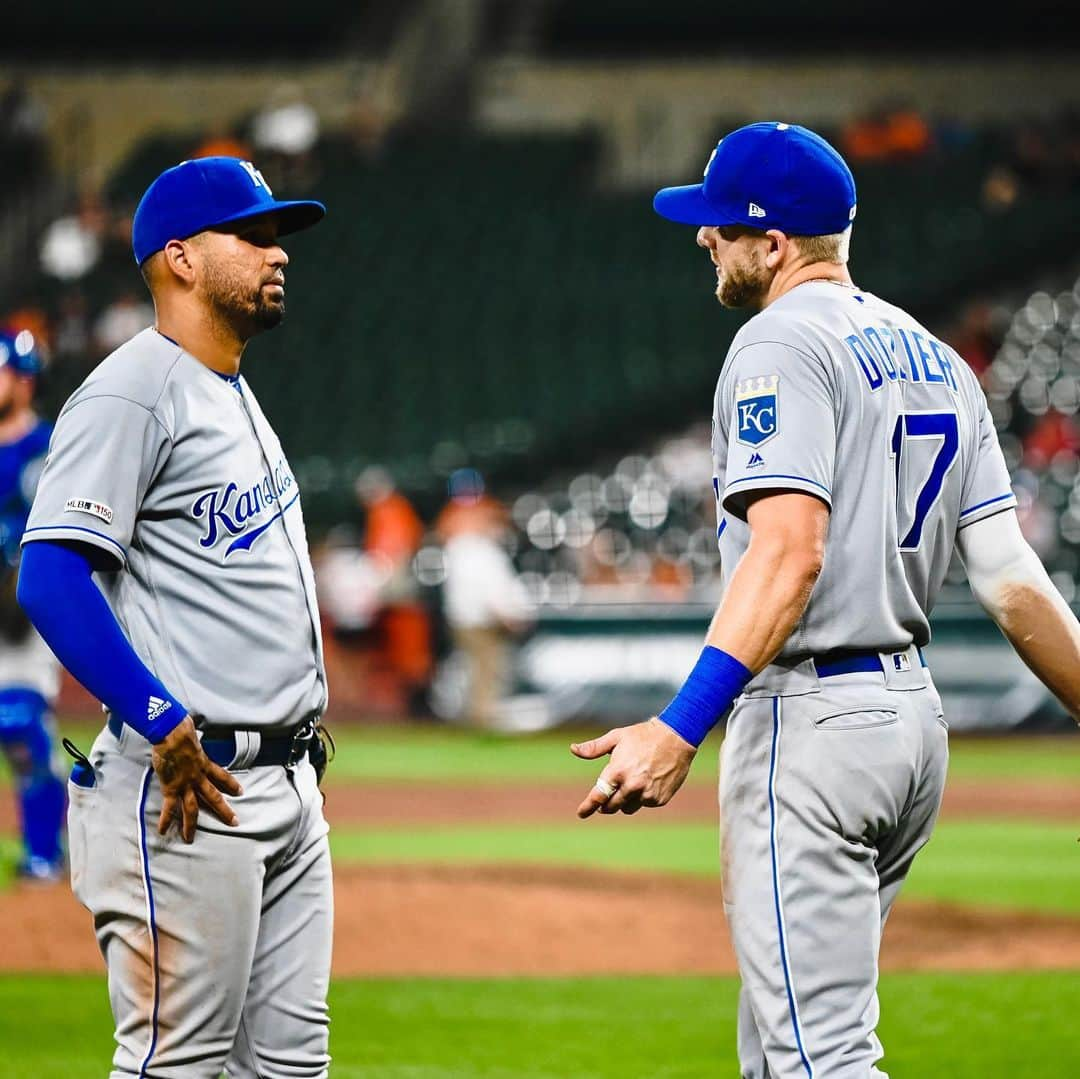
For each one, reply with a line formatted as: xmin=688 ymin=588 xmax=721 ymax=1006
xmin=197 ymin=775 xmax=238 ymax=827
xmin=576 ymin=770 xmax=622 ymax=819
xmin=570 ymin=729 xmax=622 ymax=760
xmin=204 ymin=759 xmax=243 ymax=797
xmin=157 ymin=793 xmax=177 ymax=836
xmin=601 ymin=781 xmax=641 ymax=815
xmin=576 ymin=789 xmax=607 ymax=819
xmin=181 ymin=787 xmax=199 ymax=844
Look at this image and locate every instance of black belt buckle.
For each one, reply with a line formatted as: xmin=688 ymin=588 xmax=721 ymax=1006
xmin=286 ymin=718 xmax=316 ymax=766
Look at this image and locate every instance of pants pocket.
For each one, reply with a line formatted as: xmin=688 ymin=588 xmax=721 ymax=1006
xmin=65 ymin=778 xmax=97 ymax=903
xmin=813 ymin=708 xmax=899 ymax=731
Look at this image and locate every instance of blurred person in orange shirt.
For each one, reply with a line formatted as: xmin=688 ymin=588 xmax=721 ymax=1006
xmin=355 ymin=466 xmax=432 ymax=716
xmin=191 ymin=122 xmax=253 ymax=162
xmin=1022 ymin=408 xmax=1080 ymax=471
xmin=841 ymin=100 xmax=932 ymax=163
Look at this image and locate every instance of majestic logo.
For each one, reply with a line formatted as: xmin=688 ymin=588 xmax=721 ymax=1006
xmin=746 ymin=452 xmax=765 ymax=468
xmin=147 ymin=696 xmax=172 ymax=722
xmin=192 ymin=457 xmax=299 ymax=557
xmin=748 ymin=202 xmax=767 ymax=218
xmin=734 ymin=375 xmax=779 ymax=447
xmin=65 ymin=497 xmax=114 ymax=524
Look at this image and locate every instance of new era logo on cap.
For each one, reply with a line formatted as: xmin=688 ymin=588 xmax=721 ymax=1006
xmin=653 ymin=121 xmax=857 ymax=235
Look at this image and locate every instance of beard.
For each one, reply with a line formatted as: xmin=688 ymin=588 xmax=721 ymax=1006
xmin=715 ymin=248 xmax=769 ymax=309
xmin=201 ymin=261 xmax=285 ymax=339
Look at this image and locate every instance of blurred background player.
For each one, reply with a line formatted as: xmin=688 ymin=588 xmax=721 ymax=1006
xmin=0 ymin=329 xmax=65 ymax=882
xmin=434 ymin=468 xmax=536 ymax=730
xmin=354 ymin=465 xmax=433 ymax=716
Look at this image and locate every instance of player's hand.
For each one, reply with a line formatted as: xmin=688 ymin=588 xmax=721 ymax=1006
xmin=571 ymin=718 xmax=696 ymax=818
xmin=152 ymin=715 xmax=242 ymax=843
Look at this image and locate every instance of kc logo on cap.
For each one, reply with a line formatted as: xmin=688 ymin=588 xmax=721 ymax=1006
xmin=654 ymin=121 xmax=857 ymax=236
xmin=131 ymin=156 xmax=326 ymax=265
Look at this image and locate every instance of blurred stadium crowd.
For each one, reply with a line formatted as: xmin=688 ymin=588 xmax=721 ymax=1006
xmin=3 ymin=5 xmax=1080 ymax=723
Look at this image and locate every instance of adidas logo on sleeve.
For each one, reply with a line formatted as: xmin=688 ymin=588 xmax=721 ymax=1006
xmin=147 ymin=696 xmax=173 ymax=722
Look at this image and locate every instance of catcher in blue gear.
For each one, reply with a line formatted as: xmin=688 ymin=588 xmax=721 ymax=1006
xmin=0 ymin=329 xmax=66 ymax=882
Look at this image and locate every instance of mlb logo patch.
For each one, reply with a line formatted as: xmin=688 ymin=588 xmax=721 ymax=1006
xmin=734 ymin=375 xmax=779 ymax=447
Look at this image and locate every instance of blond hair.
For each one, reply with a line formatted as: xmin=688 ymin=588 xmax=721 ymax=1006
xmin=792 ymin=229 xmax=851 ymax=265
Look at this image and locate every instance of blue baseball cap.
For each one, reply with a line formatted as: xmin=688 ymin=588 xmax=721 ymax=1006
xmin=653 ymin=122 xmax=856 ymax=235
xmin=0 ymin=330 xmax=43 ymax=377
xmin=132 ymin=156 xmax=325 ymax=265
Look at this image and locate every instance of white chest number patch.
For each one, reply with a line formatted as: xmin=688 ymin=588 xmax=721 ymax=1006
xmin=734 ymin=375 xmax=780 ymax=447
xmin=65 ymin=498 xmax=114 ymax=525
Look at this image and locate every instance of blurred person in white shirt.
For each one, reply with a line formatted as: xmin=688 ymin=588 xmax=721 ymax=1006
xmin=436 ymin=472 xmax=535 ymax=729
xmin=39 ymin=188 xmax=107 ymax=281
xmin=91 ymin=290 xmax=155 ymax=356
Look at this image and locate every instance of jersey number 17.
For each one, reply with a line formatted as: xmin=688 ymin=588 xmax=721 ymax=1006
xmin=890 ymin=411 xmax=959 ymax=551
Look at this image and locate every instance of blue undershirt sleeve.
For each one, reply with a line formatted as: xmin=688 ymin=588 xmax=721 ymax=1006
xmin=17 ymin=540 xmax=186 ymax=742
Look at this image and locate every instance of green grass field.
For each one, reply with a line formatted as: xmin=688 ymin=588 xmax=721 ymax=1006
xmin=22 ymin=717 xmax=1080 ymax=786
xmin=1 ymin=971 xmax=1077 ymax=1077
xmin=1 ymin=721 xmax=1077 ymax=1075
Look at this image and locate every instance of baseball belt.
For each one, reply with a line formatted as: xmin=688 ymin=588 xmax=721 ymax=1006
xmin=106 ymin=713 xmax=318 ymax=768
xmin=813 ymin=647 xmax=927 ymax=679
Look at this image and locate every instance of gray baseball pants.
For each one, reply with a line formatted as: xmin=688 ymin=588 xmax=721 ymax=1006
xmin=719 ymin=649 xmax=949 ymax=1078
xmin=66 ymin=721 xmax=333 ymax=1078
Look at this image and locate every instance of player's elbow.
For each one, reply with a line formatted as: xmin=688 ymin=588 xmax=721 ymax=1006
xmin=750 ymin=529 xmax=825 ymax=590
xmin=16 ymin=549 xmax=48 ymax=625
xmin=791 ymin=545 xmax=825 ymax=593
xmin=745 ymin=491 xmax=828 ymax=585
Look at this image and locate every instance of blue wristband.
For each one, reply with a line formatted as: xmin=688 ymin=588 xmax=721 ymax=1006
xmin=658 ymin=646 xmax=753 ymax=748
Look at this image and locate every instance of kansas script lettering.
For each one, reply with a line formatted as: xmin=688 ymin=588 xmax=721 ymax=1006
xmin=192 ymin=457 xmax=297 ymax=555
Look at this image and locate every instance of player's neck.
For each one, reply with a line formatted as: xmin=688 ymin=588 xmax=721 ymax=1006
xmin=155 ymin=304 xmax=245 ymax=377
xmin=765 ymin=262 xmax=854 ymax=307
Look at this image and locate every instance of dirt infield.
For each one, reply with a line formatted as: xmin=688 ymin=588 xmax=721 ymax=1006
xmin=4 ymin=862 xmax=1080 ymax=976
xmin=2 ymin=776 xmax=1076 ymax=836
xmin=317 ymin=777 xmax=1080 ymax=827
xmin=1 ymin=771 xmax=1076 ymax=977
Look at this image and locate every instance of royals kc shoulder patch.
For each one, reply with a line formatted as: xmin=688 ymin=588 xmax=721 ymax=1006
xmin=734 ymin=375 xmax=779 ymax=447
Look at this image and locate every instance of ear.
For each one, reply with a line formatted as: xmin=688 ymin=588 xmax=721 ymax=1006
xmin=161 ymin=238 xmax=197 ymax=285
xmin=763 ymin=229 xmax=787 ymax=270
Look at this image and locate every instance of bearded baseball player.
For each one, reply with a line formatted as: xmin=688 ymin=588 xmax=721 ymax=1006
xmin=572 ymin=121 xmax=1080 ymax=1077
xmin=18 ymin=156 xmax=332 ymax=1077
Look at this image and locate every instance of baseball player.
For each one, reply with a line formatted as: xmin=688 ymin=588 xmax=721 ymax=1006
xmin=18 ymin=156 xmax=333 ymax=1077
xmin=572 ymin=121 xmax=1080 ymax=1077
xmin=0 ymin=329 xmax=66 ymax=882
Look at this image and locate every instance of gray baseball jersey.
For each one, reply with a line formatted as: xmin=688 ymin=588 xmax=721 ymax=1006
xmin=31 ymin=327 xmax=333 ymax=1076
xmin=24 ymin=327 xmax=327 ymax=729
xmin=712 ymin=280 xmax=1015 ymax=659
xmin=712 ymin=280 xmax=1013 ymax=1078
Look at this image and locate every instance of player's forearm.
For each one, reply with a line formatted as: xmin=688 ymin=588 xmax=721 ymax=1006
xmin=959 ymin=512 xmax=1080 ymax=721
xmin=17 ymin=541 xmax=187 ymax=741
xmin=655 ymin=493 xmax=828 ymax=749
xmin=705 ymin=529 xmax=822 ymax=673
xmin=973 ymin=554 xmax=1080 ymax=721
